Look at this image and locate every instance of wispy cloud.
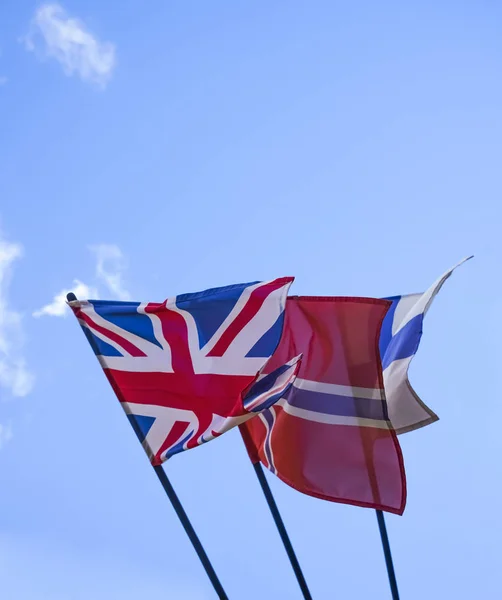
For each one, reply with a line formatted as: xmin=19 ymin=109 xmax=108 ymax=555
xmin=0 ymin=236 xmax=34 ymax=397
xmin=0 ymin=422 xmax=13 ymax=449
xmin=22 ymin=3 xmax=116 ymax=88
xmin=34 ymin=244 xmax=130 ymax=318
xmin=33 ymin=279 xmax=98 ymax=318
xmin=90 ymin=244 xmax=131 ymax=301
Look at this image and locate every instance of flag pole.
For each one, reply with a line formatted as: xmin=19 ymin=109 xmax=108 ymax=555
xmin=253 ymin=462 xmax=313 ymax=600
xmin=67 ymin=293 xmax=228 ymax=600
xmin=153 ymin=465 xmax=229 ymax=600
xmin=376 ymin=510 xmax=400 ymax=600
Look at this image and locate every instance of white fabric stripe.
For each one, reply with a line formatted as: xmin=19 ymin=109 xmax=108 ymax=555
xmin=224 ymin=282 xmax=291 ymax=358
xmin=79 ymin=303 xmax=165 ymax=357
xmin=137 ymin=303 xmax=172 ymax=367
xmin=294 ymin=378 xmax=383 ymax=400
xmin=392 ymin=257 xmax=472 ymax=336
xmin=259 ymin=407 xmax=277 ymax=472
xmin=100 ymin=356 xmax=173 ymax=372
xmin=195 ymin=413 xmax=253 ymax=448
xmin=278 ymin=398 xmax=390 ymax=429
xmin=391 ymin=294 xmax=421 ymax=336
xmin=78 ymin=319 xmax=133 ymax=357
xmin=384 ymin=356 xmax=438 ymax=433
xmin=122 ymin=402 xmax=198 ymax=459
xmin=100 ymin=355 xmax=266 ymax=374
xmin=196 ymin=281 xmax=266 ymax=356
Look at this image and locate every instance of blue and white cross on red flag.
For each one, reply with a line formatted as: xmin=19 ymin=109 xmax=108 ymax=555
xmin=69 ymin=277 xmax=298 ymax=465
xmin=240 ymin=295 xmax=407 ymax=515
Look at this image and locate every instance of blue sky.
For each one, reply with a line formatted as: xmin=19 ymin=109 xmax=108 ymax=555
xmin=0 ymin=1 xmax=500 ymax=598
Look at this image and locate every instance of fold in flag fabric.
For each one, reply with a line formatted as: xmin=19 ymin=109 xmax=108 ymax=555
xmin=242 ymin=355 xmax=303 ymax=413
xmin=380 ymin=258 xmax=471 ymax=434
xmin=68 ymin=277 xmax=298 ymax=466
xmin=240 ymin=297 xmax=406 ymax=515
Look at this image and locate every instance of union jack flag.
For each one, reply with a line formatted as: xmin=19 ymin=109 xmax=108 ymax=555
xmin=69 ymin=277 xmax=298 ymax=465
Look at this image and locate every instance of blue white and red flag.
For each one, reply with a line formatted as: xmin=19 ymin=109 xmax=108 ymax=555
xmin=240 ymin=296 xmax=407 ymax=514
xmin=240 ymin=260 xmax=470 ymax=514
xmin=69 ymin=277 xmax=297 ymax=465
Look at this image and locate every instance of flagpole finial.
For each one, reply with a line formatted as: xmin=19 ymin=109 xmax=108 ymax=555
xmin=67 ymin=293 xmax=77 ymax=302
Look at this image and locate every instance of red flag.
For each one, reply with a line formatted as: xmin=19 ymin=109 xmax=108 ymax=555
xmin=240 ymin=297 xmax=406 ymax=514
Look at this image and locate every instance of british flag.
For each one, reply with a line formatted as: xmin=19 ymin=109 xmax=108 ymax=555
xmin=69 ymin=277 xmax=298 ymax=466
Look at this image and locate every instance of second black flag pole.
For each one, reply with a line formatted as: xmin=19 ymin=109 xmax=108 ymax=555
xmin=253 ymin=462 xmax=313 ymax=600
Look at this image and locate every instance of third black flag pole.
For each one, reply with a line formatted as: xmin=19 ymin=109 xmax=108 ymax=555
xmin=376 ymin=510 xmax=400 ymax=600
xmin=252 ymin=458 xmax=400 ymax=600
xmin=67 ymin=293 xmax=228 ymax=600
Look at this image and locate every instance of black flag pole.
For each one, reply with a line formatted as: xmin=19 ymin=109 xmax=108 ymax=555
xmin=252 ymin=462 xmax=313 ymax=600
xmin=67 ymin=293 xmax=228 ymax=600
xmin=254 ymin=461 xmax=400 ymax=600
xmin=376 ymin=510 xmax=400 ymax=600
xmin=253 ymin=459 xmax=400 ymax=600
xmin=153 ymin=465 xmax=228 ymax=600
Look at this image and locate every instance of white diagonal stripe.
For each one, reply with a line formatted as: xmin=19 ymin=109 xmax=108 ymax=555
xmin=100 ymin=356 xmax=173 ymax=372
xmin=80 ymin=303 xmax=165 ymax=357
xmin=224 ymin=282 xmax=291 ymax=358
xmin=122 ymin=402 xmax=198 ymax=459
xmin=77 ymin=319 xmax=132 ymax=357
xmin=294 ymin=378 xmax=384 ymax=400
xmin=195 ymin=282 xmax=265 ymax=355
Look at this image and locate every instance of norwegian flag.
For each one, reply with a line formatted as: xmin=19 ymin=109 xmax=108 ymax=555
xmin=69 ymin=277 xmax=298 ymax=465
xmin=240 ymin=296 xmax=406 ymax=515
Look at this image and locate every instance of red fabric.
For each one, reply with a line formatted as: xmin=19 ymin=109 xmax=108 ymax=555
xmin=240 ymin=297 xmax=407 ymax=515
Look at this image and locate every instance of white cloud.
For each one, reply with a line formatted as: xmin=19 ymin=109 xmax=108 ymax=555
xmin=33 ymin=279 xmax=98 ymax=318
xmin=0 ymin=422 xmax=13 ymax=449
xmin=90 ymin=244 xmax=131 ymax=300
xmin=0 ymin=237 xmax=34 ymax=398
xmin=23 ymin=3 xmax=116 ymax=88
xmin=34 ymin=244 xmax=130 ymax=318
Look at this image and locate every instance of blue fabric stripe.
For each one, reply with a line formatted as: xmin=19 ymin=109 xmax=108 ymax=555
xmin=286 ymin=387 xmax=387 ymax=421
xmin=165 ymin=431 xmax=193 ymax=460
xmin=175 ymin=281 xmax=259 ymax=304
xmin=176 ymin=281 xmax=259 ymax=350
xmin=249 ymin=382 xmax=296 ymax=413
xmin=91 ymin=301 xmax=162 ymax=350
xmin=243 ymin=360 xmax=297 ymax=412
xmin=262 ymin=409 xmax=276 ymax=474
xmin=246 ymin=312 xmax=285 ymax=358
xmin=381 ymin=313 xmax=424 ymax=371
xmin=127 ymin=414 xmax=155 ymax=444
xmin=81 ymin=324 xmax=122 ymax=357
xmin=379 ymin=295 xmax=401 ymax=358
xmin=243 ymin=362 xmax=291 ymax=404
